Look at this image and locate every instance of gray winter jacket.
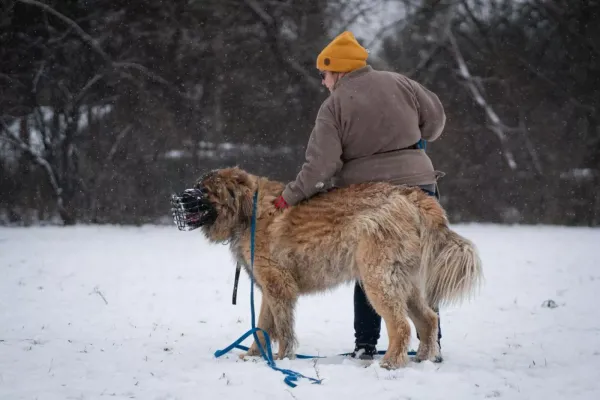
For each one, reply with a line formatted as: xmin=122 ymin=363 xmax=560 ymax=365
xmin=281 ymin=65 xmax=446 ymax=206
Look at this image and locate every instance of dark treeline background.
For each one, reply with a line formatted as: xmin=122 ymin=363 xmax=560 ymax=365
xmin=1 ymin=0 xmax=599 ymax=226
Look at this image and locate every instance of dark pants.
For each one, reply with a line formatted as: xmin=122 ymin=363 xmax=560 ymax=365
xmin=353 ymin=184 xmax=442 ymax=347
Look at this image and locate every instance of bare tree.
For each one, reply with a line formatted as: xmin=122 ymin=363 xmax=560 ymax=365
xmin=1 ymin=0 xmax=597 ymax=226
xmin=0 ymin=0 xmax=185 ymax=224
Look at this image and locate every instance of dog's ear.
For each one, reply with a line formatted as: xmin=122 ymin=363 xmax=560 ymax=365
xmin=226 ymin=168 xmax=253 ymax=218
xmin=240 ymin=188 xmax=253 ymax=218
xmin=195 ymin=170 xmax=217 ymax=189
xmin=232 ymin=170 xmax=251 ymax=187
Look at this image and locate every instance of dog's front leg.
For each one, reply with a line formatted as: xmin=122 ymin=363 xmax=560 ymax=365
xmin=267 ymin=296 xmax=297 ymax=360
xmin=257 ymin=267 xmax=299 ymax=360
xmin=243 ymin=297 xmax=276 ymax=358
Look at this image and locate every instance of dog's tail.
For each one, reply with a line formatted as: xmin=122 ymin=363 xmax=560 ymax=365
xmin=420 ymin=219 xmax=484 ymax=309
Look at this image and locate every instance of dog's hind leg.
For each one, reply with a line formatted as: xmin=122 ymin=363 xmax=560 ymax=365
xmin=407 ymin=288 xmax=442 ymax=363
xmin=363 ymin=286 xmax=411 ymax=369
xmin=242 ymin=297 xmax=276 ymax=358
xmin=356 ymin=239 xmax=413 ymax=369
xmin=372 ymin=297 xmax=411 ymax=369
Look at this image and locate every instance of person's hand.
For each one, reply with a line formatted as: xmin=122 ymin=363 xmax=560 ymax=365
xmin=273 ymin=195 xmax=289 ymax=210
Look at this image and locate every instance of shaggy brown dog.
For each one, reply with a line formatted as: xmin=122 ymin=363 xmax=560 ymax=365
xmin=195 ymin=167 xmax=483 ymax=369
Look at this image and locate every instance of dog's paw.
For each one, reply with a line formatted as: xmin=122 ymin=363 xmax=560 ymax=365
xmin=414 ymin=354 xmax=443 ymax=364
xmin=276 ymin=350 xmax=296 ymax=360
xmin=379 ymin=354 xmax=408 ymax=370
xmin=239 ymin=346 xmax=261 ymax=360
xmin=414 ymin=344 xmax=442 ymax=364
xmin=379 ymin=359 xmax=404 ymax=370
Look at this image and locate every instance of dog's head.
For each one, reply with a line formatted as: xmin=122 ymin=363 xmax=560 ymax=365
xmin=191 ymin=167 xmax=256 ymax=243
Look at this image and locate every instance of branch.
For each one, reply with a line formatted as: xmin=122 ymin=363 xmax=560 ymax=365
xmin=365 ymin=17 xmax=406 ymax=49
xmin=73 ymin=73 xmax=104 ymax=105
xmin=33 ymin=108 xmax=51 ymax=151
xmin=242 ymin=0 xmax=321 ymax=91
xmin=93 ymin=286 xmax=108 ymax=305
xmin=448 ymin=31 xmax=517 ymax=170
xmin=364 ymin=0 xmax=452 ymax=52
xmin=17 ymin=0 xmax=110 ymax=62
xmin=404 ymin=43 xmax=444 ymax=78
xmin=515 ymin=55 xmax=596 ymax=113
xmin=459 ymin=0 xmax=496 ymax=54
xmin=517 ymin=107 xmax=543 ymax=175
xmin=533 ymin=0 xmax=600 ymax=58
xmin=83 ymin=122 xmax=131 ymax=221
xmin=106 ymin=124 xmax=132 ymax=161
xmin=47 ymin=24 xmax=75 ymax=45
xmin=0 ymin=119 xmax=64 ymax=207
xmin=497 ymin=66 xmax=544 ymax=175
xmin=243 ymin=0 xmax=273 ymax=24
xmin=17 ymin=0 xmax=186 ymax=98
xmin=337 ymin=3 xmax=379 ymax=33
xmin=31 ymin=60 xmax=46 ymax=93
xmin=0 ymin=72 xmax=26 ymax=87
xmin=112 ymin=62 xmax=171 ymax=87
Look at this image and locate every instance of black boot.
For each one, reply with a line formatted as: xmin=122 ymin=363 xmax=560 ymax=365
xmin=352 ymin=281 xmax=381 ymax=360
xmin=350 ymin=343 xmax=377 ymax=360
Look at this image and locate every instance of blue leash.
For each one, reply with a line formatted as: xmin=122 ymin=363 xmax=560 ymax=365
xmin=214 ymin=190 xmax=323 ymax=387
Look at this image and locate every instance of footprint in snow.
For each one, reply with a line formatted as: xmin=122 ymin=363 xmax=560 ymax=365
xmin=541 ymin=299 xmax=559 ymax=309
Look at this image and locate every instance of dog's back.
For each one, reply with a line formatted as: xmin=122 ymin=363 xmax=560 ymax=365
xmin=267 ymin=182 xmax=428 ymax=291
xmin=267 ymin=181 xmax=482 ymax=306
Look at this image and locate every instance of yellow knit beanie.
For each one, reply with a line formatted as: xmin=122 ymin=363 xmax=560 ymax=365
xmin=316 ymin=31 xmax=369 ymax=72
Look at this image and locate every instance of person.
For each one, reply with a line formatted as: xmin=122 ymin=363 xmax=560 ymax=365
xmin=272 ymin=31 xmax=446 ymax=360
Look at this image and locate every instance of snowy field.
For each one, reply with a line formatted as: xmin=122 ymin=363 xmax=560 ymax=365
xmin=1 ymin=224 xmax=599 ymax=400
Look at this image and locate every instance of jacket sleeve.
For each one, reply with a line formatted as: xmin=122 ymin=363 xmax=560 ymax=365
xmin=281 ymin=100 xmax=343 ymax=206
xmin=411 ymin=80 xmax=446 ymax=142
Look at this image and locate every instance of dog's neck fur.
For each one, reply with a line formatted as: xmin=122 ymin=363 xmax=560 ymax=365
xmin=229 ymin=224 xmax=249 ymax=273
xmin=226 ymin=176 xmax=284 ymax=278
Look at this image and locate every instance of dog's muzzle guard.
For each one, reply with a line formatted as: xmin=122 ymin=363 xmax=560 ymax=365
xmin=170 ymin=188 xmax=217 ymax=231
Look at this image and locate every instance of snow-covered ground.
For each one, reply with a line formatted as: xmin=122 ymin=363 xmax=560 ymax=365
xmin=1 ymin=224 xmax=599 ymax=400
